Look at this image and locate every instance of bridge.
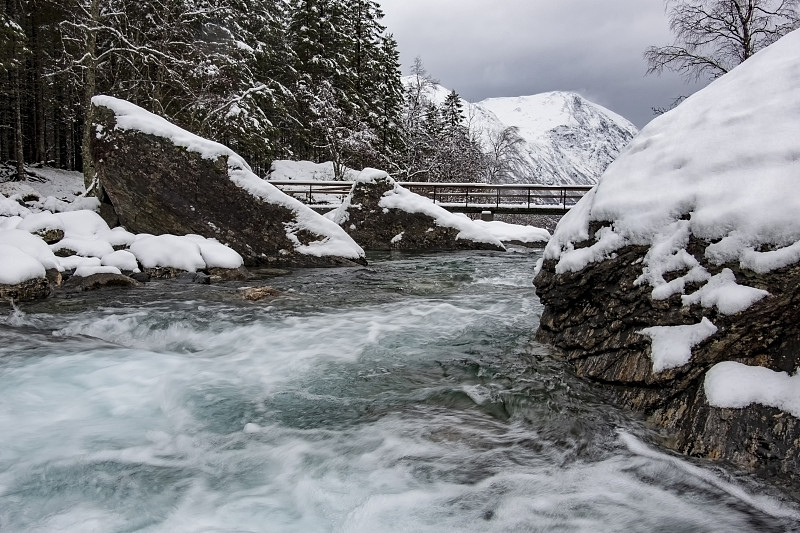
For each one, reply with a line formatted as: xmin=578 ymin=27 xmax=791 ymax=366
xmin=267 ymin=180 xmax=593 ymax=215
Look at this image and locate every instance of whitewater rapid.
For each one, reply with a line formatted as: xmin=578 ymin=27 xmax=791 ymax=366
xmin=0 ymin=250 xmax=796 ymax=532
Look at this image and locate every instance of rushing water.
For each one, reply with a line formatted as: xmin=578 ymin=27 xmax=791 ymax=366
xmin=0 ymin=249 xmax=798 ymax=533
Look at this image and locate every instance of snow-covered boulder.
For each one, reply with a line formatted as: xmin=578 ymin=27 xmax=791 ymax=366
xmin=91 ymin=96 xmax=365 ymax=267
xmin=0 ymin=244 xmax=50 ymax=302
xmin=534 ymin=30 xmax=800 ymax=484
xmin=472 ymin=220 xmax=550 ymax=247
xmin=327 ymin=169 xmax=504 ymax=252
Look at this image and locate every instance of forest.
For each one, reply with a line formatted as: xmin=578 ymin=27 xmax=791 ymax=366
xmin=0 ymin=0 xmax=491 ymax=184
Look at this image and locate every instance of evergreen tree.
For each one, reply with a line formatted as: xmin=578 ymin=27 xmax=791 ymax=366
xmin=0 ymin=0 xmax=28 ymax=180
xmin=372 ymin=33 xmax=404 ymax=162
xmin=1 ymin=0 xmax=405 ymax=181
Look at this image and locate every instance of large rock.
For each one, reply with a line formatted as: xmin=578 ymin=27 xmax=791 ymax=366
xmin=535 ymin=231 xmax=800 ymax=485
xmin=91 ymin=96 xmax=365 ymax=268
xmin=534 ymin=31 xmax=800 ymax=489
xmin=327 ymin=169 xmax=504 ymax=252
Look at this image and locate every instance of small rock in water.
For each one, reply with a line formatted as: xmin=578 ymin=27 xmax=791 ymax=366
xmin=177 ymin=272 xmax=211 ymax=285
xmin=207 ymin=266 xmax=250 ymax=281
xmin=129 ymin=271 xmax=150 ymax=283
xmin=240 ymin=286 xmax=281 ymax=301
xmin=63 ymin=273 xmax=140 ymax=292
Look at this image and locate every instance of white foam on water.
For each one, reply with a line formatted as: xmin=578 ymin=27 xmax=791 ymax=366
xmin=0 ymin=253 xmax=796 ymax=532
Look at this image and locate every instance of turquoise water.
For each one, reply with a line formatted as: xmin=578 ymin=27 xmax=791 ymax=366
xmin=0 ymin=250 xmax=797 ymax=532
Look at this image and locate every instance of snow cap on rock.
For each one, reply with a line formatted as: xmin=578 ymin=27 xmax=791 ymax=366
xmin=545 ymin=29 xmax=800 ymax=279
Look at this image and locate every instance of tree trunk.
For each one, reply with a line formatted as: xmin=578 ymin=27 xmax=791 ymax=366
xmin=13 ymin=67 xmax=24 ymax=181
xmin=81 ymin=0 xmax=99 ymax=192
xmin=32 ymin=22 xmax=46 ymax=163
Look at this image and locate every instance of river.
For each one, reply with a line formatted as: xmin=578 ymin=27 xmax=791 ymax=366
xmin=0 ymin=249 xmax=797 ymax=532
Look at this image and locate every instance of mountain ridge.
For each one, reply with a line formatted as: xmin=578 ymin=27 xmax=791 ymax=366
xmin=403 ymin=76 xmax=638 ymax=185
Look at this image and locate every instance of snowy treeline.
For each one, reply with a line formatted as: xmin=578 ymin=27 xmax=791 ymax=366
xmin=0 ymin=0 xmax=405 ymax=181
xmin=397 ymin=61 xmax=489 ymax=183
xmin=1 ymin=0 xmax=541 ymax=186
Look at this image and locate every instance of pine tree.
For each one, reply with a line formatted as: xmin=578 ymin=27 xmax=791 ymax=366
xmin=0 ymin=0 xmax=28 ymax=180
xmin=2 ymin=0 xmax=405 ymax=182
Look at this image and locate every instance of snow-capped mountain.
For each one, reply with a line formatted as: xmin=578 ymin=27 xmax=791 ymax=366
xmin=403 ymin=76 xmax=638 ymax=185
xmin=477 ymin=92 xmax=638 ymax=185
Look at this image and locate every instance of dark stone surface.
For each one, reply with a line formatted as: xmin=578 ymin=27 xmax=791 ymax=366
xmin=177 ymin=272 xmax=211 ymax=285
xmin=240 ymin=286 xmax=282 ymax=301
xmin=63 ymin=272 xmax=140 ymax=292
xmin=36 ymin=228 xmax=64 ymax=244
xmin=0 ymin=278 xmax=50 ymax=302
xmin=336 ymin=176 xmax=504 ymax=252
xmin=208 ymin=266 xmax=250 ymax=281
xmin=534 ymin=224 xmax=800 ymax=491
xmin=91 ymin=103 xmax=363 ymax=268
xmin=130 ymin=272 xmax=150 ymax=283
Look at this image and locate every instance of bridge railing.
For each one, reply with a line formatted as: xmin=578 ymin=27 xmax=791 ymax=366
xmin=266 ymin=180 xmax=593 ymax=213
xmin=266 ymin=180 xmax=353 ymax=204
xmin=398 ymin=182 xmax=592 ymax=211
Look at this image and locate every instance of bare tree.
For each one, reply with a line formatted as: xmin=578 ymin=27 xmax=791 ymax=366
xmin=645 ymin=0 xmax=800 ymax=81
xmin=483 ymin=126 xmax=527 ymax=184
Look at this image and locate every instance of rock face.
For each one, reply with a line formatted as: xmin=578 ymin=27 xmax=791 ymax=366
xmin=535 ymin=231 xmax=800 ymax=486
xmin=534 ymin=30 xmax=800 ymax=490
xmin=91 ymin=96 xmax=365 ymax=268
xmin=328 ymin=170 xmax=504 ymax=252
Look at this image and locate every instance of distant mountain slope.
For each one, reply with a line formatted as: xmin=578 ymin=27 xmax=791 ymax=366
xmin=477 ymin=92 xmax=638 ymax=185
xmin=402 ymin=77 xmax=638 ymax=185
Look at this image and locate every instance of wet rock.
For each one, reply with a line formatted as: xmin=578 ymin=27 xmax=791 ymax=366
xmin=63 ymin=272 xmax=140 ymax=292
xmin=207 ymin=266 xmax=250 ymax=281
xmin=129 ymin=272 xmax=150 ymax=283
xmin=144 ymin=267 xmax=186 ymax=280
xmin=534 ymin=235 xmax=800 ymax=489
xmin=250 ymin=268 xmax=290 ymax=277
xmin=177 ymin=272 xmax=211 ymax=285
xmin=240 ymin=286 xmax=281 ymax=301
xmin=0 ymin=278 xmax=50 ymax=302
xmin=45 ymin=268 xmax=63 ymax=287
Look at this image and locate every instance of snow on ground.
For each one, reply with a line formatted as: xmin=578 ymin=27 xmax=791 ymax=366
xmin=472 ymin=220 xmax=550 ymax=245
xmin=0 ymin=167 xmax=99 ymax=213
xmin=94 ymin=96 xmax=364 ymax=262
xmin=541 ymin=30 xmax=800 ymax=415
xmin=0 ymin=168 xmax=245 ymax=284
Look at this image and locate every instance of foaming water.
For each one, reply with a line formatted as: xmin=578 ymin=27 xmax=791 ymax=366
xmin=0 ymin=250 xmax=797 ymax=532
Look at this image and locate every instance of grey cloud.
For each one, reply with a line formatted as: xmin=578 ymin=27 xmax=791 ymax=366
xmin=379 ymin=0 xmax=708 ymax=128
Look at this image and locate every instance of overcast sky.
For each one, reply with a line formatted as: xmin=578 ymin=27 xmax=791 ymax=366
xmin=378 ymin=0 xmax=708 ymax=129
